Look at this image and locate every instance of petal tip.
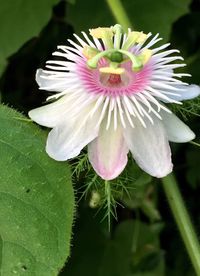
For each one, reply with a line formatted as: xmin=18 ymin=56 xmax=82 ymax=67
xmin=28 ymin=107 xmax=51 ymax=127
xmin=89 ymin=151 xmax=128 ymax=181
xmin=28 ymin=109 xmax=38 ymax=122
xmin=45 ymin=143 xmax=67 ymax=162
xmin=45 ymin=129 xmax=84 ymax=161
xmin=35 ymin=68 xmax=43 ymax=87
xmin=153 ymin=163 xmax=173 ymax=178
xmin=95 ymin=164 xmax=126 ymax=181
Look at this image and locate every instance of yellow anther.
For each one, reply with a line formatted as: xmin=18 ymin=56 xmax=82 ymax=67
xmin=90 ymin=27 xmax=114 ymax=49
xmin=122 ymin=31 xmax=140 ymax=50
xmin=136 ymin=32 xmax=148 ymax=43
xmin=82 ymin=46 xmax=99 ymax=59
xmin=122 ymin=31 xmax=148 ymax=50
xmin=99 ymin=67 xmax=125 ymax=75
xmin=140 ymin=49 xmax=152 ymax=65
xmin=131 ymin=31 xmax=141 ymax=38
xmin=89 ymin=27 xmax=114 ymax=39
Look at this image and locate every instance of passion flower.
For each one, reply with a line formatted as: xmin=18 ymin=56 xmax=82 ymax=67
xmin=29 ymin=25 xmax=199 ymax=180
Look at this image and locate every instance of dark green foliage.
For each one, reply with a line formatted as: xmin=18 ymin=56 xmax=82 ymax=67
xmin=0 ymin=0 xmax=199 ymax=275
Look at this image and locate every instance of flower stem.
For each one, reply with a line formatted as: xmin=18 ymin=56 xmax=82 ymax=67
xmin=105 ymin=0 xmax=132 ymax=30
xmin=162 ymin=174 xmax=200 ymax=275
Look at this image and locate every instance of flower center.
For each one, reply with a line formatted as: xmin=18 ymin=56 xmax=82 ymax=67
xmin=108 ymin=74 xmax=121 ymax=84
xmin=79 ymin=56 xmax=153 ymax=97
xmin=78 ymin=25 xmax=154 ymax=97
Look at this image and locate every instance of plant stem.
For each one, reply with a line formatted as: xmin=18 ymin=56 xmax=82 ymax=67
xmin=104 ymin=180 xmax=111 ymax=230
xmin=105 ymin=0 xmax=132 ymax=30
xmin=162 ymin=174 xmax=200 ymax=275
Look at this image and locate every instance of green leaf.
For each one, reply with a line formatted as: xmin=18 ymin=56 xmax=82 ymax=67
xmin=123 ymin=0 xmax=191 ymax=40
xmin=67 ymin=0 xmax=191 ymax=40
xmin=0 ymin=0 xmax=59 ymax=75
xmin=66 ymin=0 xmax=76 ymax=4
xmin=0 ymin=60 xmax=7 ymax=77
xmin=0 ymin=105 xmax=74 ymax=275
xmin=64 ymin=210 xmax=164 ymax=276
xmin=67 ymin=0 xmax=114 ymax=33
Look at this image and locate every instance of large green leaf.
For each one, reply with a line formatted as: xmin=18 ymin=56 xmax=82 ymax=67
xmin=0 ymin=0 xmax=59 ymax=75
xmin=67 ymin=0 xmax=191 ymax=40
xmin=123 ymin=0 xmax=191 ymax=40
xmin=0 ymin=105 xmax=74 ymax=275
xmin=67 ymin=0 xmax=115 ymax=33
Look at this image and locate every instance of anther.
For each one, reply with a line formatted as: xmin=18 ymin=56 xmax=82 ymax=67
xmin=89 ymin=27 xmax=114 ymax=49
xmin=82 ymin=46 xmax=100 ymax=59
xmin=139 ymin=49 xmax=152 ymax=65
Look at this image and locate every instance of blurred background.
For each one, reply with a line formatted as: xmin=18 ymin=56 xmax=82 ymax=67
xmin=0 ymin=0 xmax=200 ymax=275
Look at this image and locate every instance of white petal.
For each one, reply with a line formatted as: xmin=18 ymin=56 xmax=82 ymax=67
xmin=161 ymin=84 xmax=200 ymax=102
xmin=46 ymin=113 xmax=99 ymax=161
xmin=123 ymin=117 xmax=173 ymax=178
xmin=29 ymin=91 xmax=96 ymax=128
xmin=178 ymin=84 xmax=200 ymax=100
xmin=29 ymin=95 xmax=71 ymax=128
xmin=88 ymin=120 xmax=128 ymax=180
xmin=160 ymin=111 xmax=195 ymax=142
xmin=36 ymin=69 xmax=68 ymax=92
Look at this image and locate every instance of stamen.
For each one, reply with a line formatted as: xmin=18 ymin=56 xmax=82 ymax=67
xmin=89 ymin=27 xmax=113 ymax=39
xmin=122 ymin=32 xmax=140 ymax=50
xmin=136 ymin=32 xmax=148 ymax=43
xmin=82 ymin=46 xmax=99 ymax=59
xmin=139 ymin=49 xmax=152 ymax=65
xmin=122 ymin=31 xmax=148 ymax=50
xmin=89 ymin=27 xmax=114 ymax=49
